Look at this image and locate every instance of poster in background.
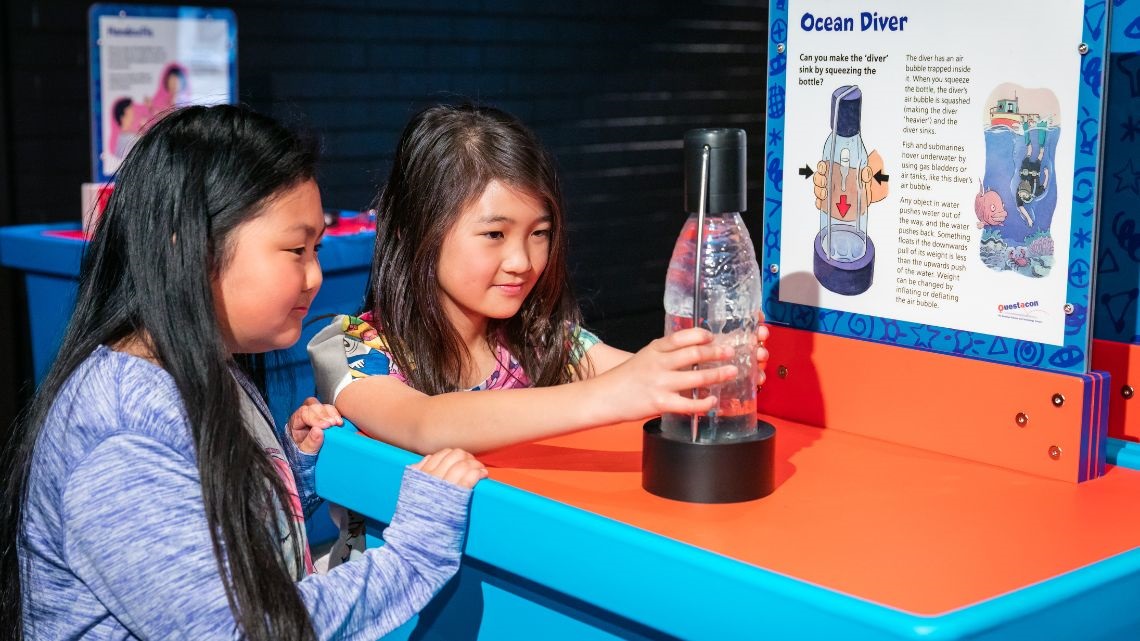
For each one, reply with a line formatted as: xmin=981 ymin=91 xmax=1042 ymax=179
xmin=89 ymin=4 xmax=237 ymax=182
xmin=762 ymin=0 xmax=1109 ymax=374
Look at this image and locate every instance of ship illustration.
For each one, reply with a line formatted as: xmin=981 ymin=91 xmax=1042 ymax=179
xmin=989 ymin=95 xmax=1039 ymax=129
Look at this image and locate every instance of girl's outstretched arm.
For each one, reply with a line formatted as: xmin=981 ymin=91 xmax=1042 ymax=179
xmin=335 ymin=327 xmax=737 ymax=454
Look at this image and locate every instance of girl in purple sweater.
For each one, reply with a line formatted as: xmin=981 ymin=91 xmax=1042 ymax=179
xmin=1 ymin=105 xmax=486 ymax=640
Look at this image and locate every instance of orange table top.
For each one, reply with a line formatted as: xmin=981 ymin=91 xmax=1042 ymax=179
xmin=480 ymin=416 xmax=1140 ymax=615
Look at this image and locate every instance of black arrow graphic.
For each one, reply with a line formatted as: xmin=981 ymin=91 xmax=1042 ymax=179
xmin=798 ymin=164 xmax=814 ymax=179
xmin=873 ymin=169 xmax=889 ymax=184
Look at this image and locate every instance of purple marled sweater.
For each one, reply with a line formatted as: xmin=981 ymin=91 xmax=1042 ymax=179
xmin=20 ymin=346 xmax=470 ymax=640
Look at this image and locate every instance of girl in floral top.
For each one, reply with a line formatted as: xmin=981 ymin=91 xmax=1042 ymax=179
xmin=309 ymin=103 xmax=770 ymax=456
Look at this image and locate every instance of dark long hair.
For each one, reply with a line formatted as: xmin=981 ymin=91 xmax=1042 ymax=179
xmin=1 ymin=105 xmax=318 ymax=640
xmin=366 ymin=103 xmax=585 ymax=394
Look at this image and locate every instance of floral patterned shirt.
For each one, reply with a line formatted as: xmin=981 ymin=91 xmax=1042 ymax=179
xmin=333 ymin=311 xmax=600 ymax=398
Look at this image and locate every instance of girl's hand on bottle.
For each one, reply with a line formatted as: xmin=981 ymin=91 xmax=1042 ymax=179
xmin=287 ymin=397 xmax=344 ymax=454
xmin=412 ymin=448 xmax=489 ymax=489
xmin=756 ymin=322 xmax=771 ymax=387
xmin=598 ymin=327 xmax=737 ymax=422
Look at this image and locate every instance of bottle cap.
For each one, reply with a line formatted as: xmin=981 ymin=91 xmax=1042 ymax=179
xmin=830 ymin=86 xmax=862 ymax=137
xmin=684 ymin=128 xmax=746 ymax=214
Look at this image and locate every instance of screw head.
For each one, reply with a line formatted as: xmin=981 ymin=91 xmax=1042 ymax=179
xmin=769 ymin=263 xmax=779 ymax=274
xmin=1049 ymin=445 xmax=1062 ymax=460
xmin=777 ymin=365 xmax=788 ymax=379
xmin=1015 ymin=412 xmax=1029 ymax=427
xmin=1051 ymin=393 xmax=1065 ymax=407
xmin=776 ymin=43 xmax=786 ymax=54
xmin=1078 ymin=42 xmax=1089 ymax=55
xmin=1123 ymin=385 xmax=1135 ymax=400
xmin=1063 ymin=303 xmax=1075 ymax=315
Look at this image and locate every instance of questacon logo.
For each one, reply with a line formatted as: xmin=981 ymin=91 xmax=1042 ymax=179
xmin=997 ymin=299 xmax=1044 ymax=324
xmin=997 ymin=300 xmax=1040 ymax=313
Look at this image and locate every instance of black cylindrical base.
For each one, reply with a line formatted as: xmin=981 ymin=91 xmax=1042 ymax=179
xmin=642 ymin=418 xmax=776 ymax=503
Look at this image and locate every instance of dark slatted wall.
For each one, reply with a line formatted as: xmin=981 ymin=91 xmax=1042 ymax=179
xmin=0 ymin=0 xmax=769 ymax=416
xmin=1 ymin=1 xmax=27 ymax=424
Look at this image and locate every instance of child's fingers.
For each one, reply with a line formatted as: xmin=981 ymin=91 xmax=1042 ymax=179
xmin=439 ymin=457 xmax=488 ymax=487
xmin=654 ymin=327 xmax=715 ymax=351
xmin=672 ymin=364 xmax=737 ymax=391
xmin=445 ymin=463 xmax=489 ymax=489
xmin=317 ymin=403 xmax=343 ymax=426
xmin=307 ymin=427 xmax=325 ymax=446
xmin=296 ymin=404 xmax=342 ymax=429
xmin=418 ymin=448 xmax=482 ymax=485
xmin=756 ymin=323 xmax=770 ymax=342
xmin=417 ymin=448 xmax=463 ymax=477
xmin=413 ymin=450 xmax=442 ymax=474
xmin=298 ymin=424 xmax=325 ymax=455
xmin=410 ymin=454 xmax=430 ymax=471
xmin=291 ymin=406 xmax=338 ymax=454
xmin=432 ymin=448 xmax=474 ymax=476
xmin=664 ymin=343 xmax=733 ymax=370
xmin=305 ymin=405 xmax=327 ymax=426
xmin=755 ymin=345 xmax=770 ymax=364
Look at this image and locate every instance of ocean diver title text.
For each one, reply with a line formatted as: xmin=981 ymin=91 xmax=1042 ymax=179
xmin=800 ymin=12 xmax=908 ymax=32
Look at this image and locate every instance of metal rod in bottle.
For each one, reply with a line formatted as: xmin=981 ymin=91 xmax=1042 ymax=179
xmin=691 ymin=145 xmax=711 ymax=443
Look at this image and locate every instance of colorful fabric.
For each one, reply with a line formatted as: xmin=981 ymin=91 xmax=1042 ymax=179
xmin=232 ymin=369 xmax=314 ymax=578
xmin=337 ymin=311 xmax=600 ymax=395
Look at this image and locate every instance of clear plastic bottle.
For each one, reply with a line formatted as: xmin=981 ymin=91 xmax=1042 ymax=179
xmin=661 ymin=209 xmax=762 ymax=442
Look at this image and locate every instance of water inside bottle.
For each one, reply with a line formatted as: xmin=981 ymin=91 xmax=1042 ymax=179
xmin=661 ymin=212 xmax=761 ymax=443
xmin=659 ymin=315 xmax=759 ymax=442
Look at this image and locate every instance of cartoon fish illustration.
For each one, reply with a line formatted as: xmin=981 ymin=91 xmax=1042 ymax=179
xmin=975 ymin=178 xmax=1008 ymax=229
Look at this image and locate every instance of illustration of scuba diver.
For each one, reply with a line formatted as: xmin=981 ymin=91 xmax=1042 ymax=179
xmin=978 ymin=85 xmax=1059 ymax=278
xmin=1015 ymin=120 xmax=1050 ymax=227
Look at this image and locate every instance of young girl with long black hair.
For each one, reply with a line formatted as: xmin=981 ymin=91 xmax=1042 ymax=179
xmin=2 ymin=104 xmax=485 ymax=640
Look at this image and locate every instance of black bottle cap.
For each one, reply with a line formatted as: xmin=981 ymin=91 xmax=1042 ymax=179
xmin=684 ymin=128 xmax=746 ymax=214
xmin=830 ymin=86 xmax=862 ymax=137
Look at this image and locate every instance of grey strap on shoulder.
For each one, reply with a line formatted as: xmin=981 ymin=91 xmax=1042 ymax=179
xmin=307 ymin=315 xmax=351 ymax=403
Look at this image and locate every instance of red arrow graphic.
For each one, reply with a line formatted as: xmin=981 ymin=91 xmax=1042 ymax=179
xmin=836 ymin=194 xmax=851 ymax=218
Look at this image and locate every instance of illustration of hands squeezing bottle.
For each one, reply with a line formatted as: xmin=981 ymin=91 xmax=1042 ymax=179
xmin=811 ymin=85 xmax=888 ymax=295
